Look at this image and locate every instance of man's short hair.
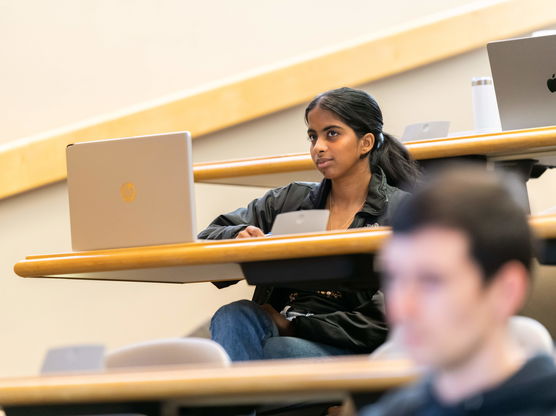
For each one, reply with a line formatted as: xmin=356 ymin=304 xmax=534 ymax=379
xmin=391 ymin=164 xmax=533 ymax=283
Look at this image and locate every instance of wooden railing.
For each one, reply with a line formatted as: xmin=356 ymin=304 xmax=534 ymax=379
xmin=2 ymin=0 xmax=555 ymax=200
xmin=194 ymin=126 xmax=556 ymax=187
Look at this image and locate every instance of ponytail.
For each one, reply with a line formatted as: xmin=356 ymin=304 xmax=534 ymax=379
xmin=371 ymin=132 xmax=420 ymax=191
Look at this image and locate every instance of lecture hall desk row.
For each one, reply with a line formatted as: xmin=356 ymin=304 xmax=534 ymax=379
xmin=0 ymin=356 xmax=417 ymax=415
xmin=5 ymin=217 xmax=556 ymax=415
xmin=13 ymin=214 xmax=556 ymax=288
xmin=193 ymin=126 xmax=556 ymax=188
xmin=13 ymin=126 xmax=556 ymax=286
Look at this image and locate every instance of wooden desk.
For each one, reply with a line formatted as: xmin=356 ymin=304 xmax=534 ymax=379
xmin=0 ymin=357 xmax=417 ymax=415
xmin=14 ymin=227 xmax=390 ymax=285
xmin=195 ymin=126 xmax=556 ymax=188
xmin=530 ymin=214 xmax=556 ymax=239
xmin=531 ymin=214 xmax=556 ymax=265
xmin=14 ymin=214 xmax=556 ymax=284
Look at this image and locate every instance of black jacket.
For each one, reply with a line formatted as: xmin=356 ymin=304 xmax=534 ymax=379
xmin=361 ymin=354 xmax=556 ymax=415
xmin=198 ymin=169 xmax=408 ymax=352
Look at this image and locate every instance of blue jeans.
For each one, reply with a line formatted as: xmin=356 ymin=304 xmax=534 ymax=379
xmin=210 ymin=300 xmax=353 ymax=361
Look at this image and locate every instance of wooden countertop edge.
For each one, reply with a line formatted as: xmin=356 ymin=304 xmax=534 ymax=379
xmin=0 ymin=358 xmax=418 ymax=406
xmin=14 ymin=228 xmax=391 ymax=277
xmin=14 ymin=214 xmax=556 ymax=277
xmin=193 ymin=127 xmax=556 ymax=181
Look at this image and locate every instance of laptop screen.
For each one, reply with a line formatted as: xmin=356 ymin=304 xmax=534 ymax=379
xmin=487 ymin=33 xmax=556 ymax=131
xmin=66 ymin=131 xmax=196 ymax=251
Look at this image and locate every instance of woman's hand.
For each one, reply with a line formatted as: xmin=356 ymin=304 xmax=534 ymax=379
xmin=260 ymin=304 xmax=294 ymax=336
xmin=236 ymin=226 xmax=265 ymax=239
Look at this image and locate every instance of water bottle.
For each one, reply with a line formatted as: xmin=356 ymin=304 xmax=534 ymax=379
xmin=471 ymin=77 xmax=501 ymax=133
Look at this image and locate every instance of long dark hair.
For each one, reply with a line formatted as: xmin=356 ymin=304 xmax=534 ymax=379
xmin=304 ymin=87 xmax=420 ymax=191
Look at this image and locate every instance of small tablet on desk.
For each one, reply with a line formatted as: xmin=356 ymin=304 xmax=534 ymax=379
xmin=269 ymin=210 xmax=329 ymax=236
xmin=488 ymin=33 xmax=556 ymax=131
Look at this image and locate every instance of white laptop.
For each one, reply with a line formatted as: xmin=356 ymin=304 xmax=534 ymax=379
xmin=487 ymin=33 xmax=556 ymax=131
xmin=66 ymin=131 xmax=196 ymax=251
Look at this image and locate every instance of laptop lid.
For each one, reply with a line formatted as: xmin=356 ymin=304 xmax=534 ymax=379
xmin=487 ymin=34 xmax=556 ymax=131
xmin=400 ymin=121 xmax=450 ymax=142
xmin=270 ymin=210 xmax=329 ymax=236
xmin=67 ymin=131 xmax=196 ymax=251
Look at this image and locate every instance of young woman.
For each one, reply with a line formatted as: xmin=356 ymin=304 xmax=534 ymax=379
xmin=200 ymin=87 xmax=420 ymax=361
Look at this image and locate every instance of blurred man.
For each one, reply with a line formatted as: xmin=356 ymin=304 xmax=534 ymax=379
xmin=361 ymin=166 xmax=556 ymax=415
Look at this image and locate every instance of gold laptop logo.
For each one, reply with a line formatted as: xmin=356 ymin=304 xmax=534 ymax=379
xmin=120 ymin=182 xmax=137 ymax=203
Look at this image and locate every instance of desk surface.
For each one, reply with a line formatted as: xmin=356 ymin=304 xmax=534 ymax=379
xmin=530 ymin=214 xmax=556 ymax=239
xmin=195 ymin=126 xmax=556 ymax=188
xmin=14 ymin=227 xmax=391 ymax=283
xmin=0 ymin=356 xmax=417 ymax=407
xmin=14 ymin=214 xmax=556 ymax=283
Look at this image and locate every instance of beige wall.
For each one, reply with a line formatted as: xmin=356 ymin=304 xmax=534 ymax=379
xmin=1 ymin=0 xmax=556 ymax=377
xmin=1 ymin=0 xmax=477 ymax=143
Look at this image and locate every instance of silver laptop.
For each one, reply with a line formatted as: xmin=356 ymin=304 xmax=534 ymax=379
xmin=401 ymin=121 xmax=450 ymax=142
xmin=270 ymin=210 xmax=329 ymax=236
xmin=487 ymin=33 xmax=556 ymax=131
xmin=66 ymin=131 xmax=196 ymax=251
